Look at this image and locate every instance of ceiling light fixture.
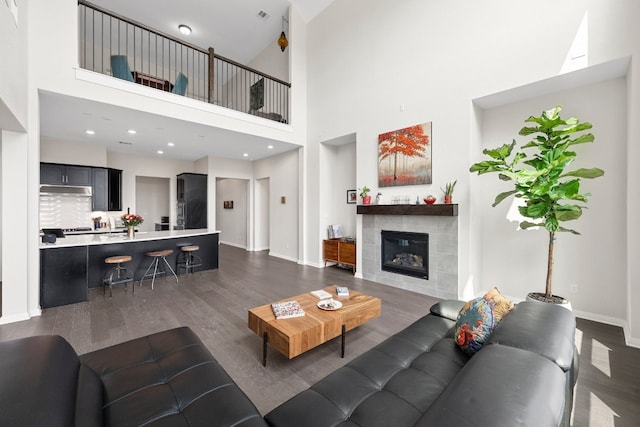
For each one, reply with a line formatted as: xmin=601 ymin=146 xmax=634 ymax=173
xmin=243 ymin=153 xmax=249 ymax=157
xmin=167 ymin=142 xmax=175 ymax=147
xmin=267 ymin=145 xmax=274 ymax=149
xmin=277 ymin=16 xmax=289 ymax=52
xmin=157 ymin=150 xmax=164 ymax=155
xmin=178 ymin=24 xmax=192 ymax=36
xmin=86 ymin=130 xmax=95 ymax=135
xmin=127 ymin=129 xmax=136 ymax=134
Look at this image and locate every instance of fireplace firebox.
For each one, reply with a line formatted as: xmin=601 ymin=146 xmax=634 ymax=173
xmin=381 ymin=230 xmax=429 ymax=279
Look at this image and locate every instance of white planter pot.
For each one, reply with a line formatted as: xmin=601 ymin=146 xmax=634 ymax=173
xmin=526 ymin=292 xmax=572 ymax=311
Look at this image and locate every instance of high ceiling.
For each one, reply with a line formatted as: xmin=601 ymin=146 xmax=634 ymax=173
xmin=39 ymin=0 xmax=336 ymax=162
xmin=87 ymin=0 xmax=334 ymax=65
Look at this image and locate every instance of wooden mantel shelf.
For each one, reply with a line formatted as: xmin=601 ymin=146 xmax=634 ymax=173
xmin=357 ymin=204 xmax=458 ymax=216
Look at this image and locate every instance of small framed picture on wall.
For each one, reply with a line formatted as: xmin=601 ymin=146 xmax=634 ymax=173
xmin=347 ymin=189 xmax=357 ymax=204
xmin=223 ymin=200 xmax=234 ymax=209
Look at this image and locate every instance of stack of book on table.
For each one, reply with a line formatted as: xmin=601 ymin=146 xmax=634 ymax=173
xmin=271 ymin=301 xmax=305 ymax=319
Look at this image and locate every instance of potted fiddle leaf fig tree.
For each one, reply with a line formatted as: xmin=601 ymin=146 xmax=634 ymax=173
xmin=469 ymin=105 xmax=604 ymax=305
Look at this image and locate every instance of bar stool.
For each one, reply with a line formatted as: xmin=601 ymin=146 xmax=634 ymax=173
xmin=176 ymin=245 xmax=202 ymax=275
xmin=140 ymin=249 xmax=178 ymax=289
xmin=103 ymin=255 xmax=134 ymax=297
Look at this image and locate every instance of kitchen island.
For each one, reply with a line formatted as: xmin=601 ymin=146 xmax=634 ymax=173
xmin=40 ymin=229 xmax=220 ymax=308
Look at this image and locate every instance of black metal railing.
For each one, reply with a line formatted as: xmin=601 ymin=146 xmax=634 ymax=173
xmin=78 ymin=1 xmax=290 ymax=123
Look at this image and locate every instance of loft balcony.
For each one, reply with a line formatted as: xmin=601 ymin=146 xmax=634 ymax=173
xmin=78 ymin=1 xmax=291 ymax=124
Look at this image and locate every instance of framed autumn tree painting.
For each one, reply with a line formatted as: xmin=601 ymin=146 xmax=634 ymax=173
xmin=378 ymin=122 xmax=432 ymax=187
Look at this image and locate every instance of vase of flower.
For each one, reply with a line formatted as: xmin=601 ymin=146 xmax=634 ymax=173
xmin=121 ymin=212 xmax=144 ymax=239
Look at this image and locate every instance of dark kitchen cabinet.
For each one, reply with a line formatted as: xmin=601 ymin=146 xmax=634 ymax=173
xmin=40 ymin=163 xmax=91 ymax=186
xmin=177 ymin=173 xmax=207 ymax=229
xmin=92 ymin=167 xmax=108 ymax=211
xmin=107 ymin=168 xmax=122 ymax=211
xmin=40 ymin=246 xmax=88 ymax=308
xmin=90 ymin=167 xmax=122 ymax=211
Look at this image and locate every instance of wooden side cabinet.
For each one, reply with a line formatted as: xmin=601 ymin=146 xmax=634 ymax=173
xmin=323 ymin=238 xmax=356 ymax=273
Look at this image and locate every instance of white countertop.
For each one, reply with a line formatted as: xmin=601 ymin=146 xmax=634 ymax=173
xmin=40 ymin=229 xmax=220 ymax=249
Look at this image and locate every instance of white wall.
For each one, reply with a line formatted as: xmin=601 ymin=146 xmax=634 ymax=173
xmin=40 ymin=138 xmax=108 ymax=167
xmin=107 ymin=152 xmax=197 ymax=227
xmin=249 ymin=34 xmax=289 ymax=83
xmin=626 ymin=0 xmax=640 ymax=347
xmin=216 ymin=178 xmax=248 ymax=248
xmin=135 ymin=176 xmax=170 ymax=232
xmin=478 ymin=79 xmax=627 ymax=319
xmin=0 ymin=0 xmax=27 ymax=132
xmin=320 ymin=140 xmax=357 ymax=240
xmin=306 ymin=0 xmax=637 ymax=341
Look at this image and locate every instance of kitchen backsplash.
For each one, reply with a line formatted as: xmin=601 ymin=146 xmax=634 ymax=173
xmin=39 ymin=193 xmax=92 ymax=229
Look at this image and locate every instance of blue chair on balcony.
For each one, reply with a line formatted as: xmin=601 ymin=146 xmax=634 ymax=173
xmin=110 ymin=55 xmax=134 ymax=82
xmin=172 ymin=72 xmax=188 ymax=96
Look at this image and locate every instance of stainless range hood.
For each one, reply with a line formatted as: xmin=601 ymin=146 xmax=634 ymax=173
xmin=39 ymin=185 xmax=92 ymax=197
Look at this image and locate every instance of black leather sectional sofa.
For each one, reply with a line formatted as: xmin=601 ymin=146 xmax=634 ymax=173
xmin=0 ymin=300 xmax=578 ymax=427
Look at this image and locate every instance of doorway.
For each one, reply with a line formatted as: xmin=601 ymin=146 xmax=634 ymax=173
xmin=135 ymin=176 xmax=170 ymax=232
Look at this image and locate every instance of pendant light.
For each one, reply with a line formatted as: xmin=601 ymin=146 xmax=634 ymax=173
xmin=277 ymin=16 xmax=289 ymax=52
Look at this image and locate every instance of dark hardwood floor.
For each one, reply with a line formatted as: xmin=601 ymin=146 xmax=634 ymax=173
xmin=0 ymin=244 xmax=638 ymax=426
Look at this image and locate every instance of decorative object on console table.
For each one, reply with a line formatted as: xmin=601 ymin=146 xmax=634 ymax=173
xmin=327 ymin=224 xmax=343 ymax=239
xmin=469 ymin=105 xmax=604 ymax=308
xmin=378 ymin=122 xmax=432 ymax=187
xmin=441 ymin=180 xmax=456 ymax=204
xmin=359 ymin=186 xmax=371 ymax=205
xmin=121 ymin=212 xmax=143 ymax=238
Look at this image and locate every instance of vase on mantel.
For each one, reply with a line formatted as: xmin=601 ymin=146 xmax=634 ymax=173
xmin=444 ymin=195 xmax=453 ymax=204
xmin=127 ymin=226 xmax=135 ymax=239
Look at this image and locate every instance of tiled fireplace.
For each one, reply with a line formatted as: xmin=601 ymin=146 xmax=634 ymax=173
xmin=358 ymin=205 xmax=458 ymax=299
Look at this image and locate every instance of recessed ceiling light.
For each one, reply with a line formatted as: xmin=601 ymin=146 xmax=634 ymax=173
xmin=167 ymin=142 xmax=175 ymax=147
xmin=267 ymin=145 xmax=274 ymax=149
xmin=157 ymin=150 xmax=164 ymax=155
xmin=86 ymin=130 xmax=95 ymax=135
xmin=128 ymin=129 xmax=136 ymax=134
xmin=118 ymin=141 xmax=132 ymax=145
xmin=178 ymin=25 xmax=192 ymax=36
xmin=243 ymin=153 xmax=249 ymax=157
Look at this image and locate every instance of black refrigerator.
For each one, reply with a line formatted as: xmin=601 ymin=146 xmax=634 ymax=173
xmin=176 ymin=173 xmax=207 ymax=229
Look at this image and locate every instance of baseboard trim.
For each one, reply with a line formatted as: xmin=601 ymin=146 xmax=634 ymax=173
xmin=573 ymin=309 xmax=639 ymax=349
xmin=219 ymin=240 xmax=246 ymax=250
xmin=0 ymin=311 xmax=32 ymax=325
xmin=268 ymin=251 xmax=299 ymax=263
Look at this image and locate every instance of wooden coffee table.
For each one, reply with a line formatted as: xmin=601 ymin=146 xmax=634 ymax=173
xmin=248 ymin=285 xmax=381 ymax=366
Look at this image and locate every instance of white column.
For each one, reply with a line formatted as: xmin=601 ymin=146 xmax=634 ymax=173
xmin=1 ymin=130 xmax=30 ymax=323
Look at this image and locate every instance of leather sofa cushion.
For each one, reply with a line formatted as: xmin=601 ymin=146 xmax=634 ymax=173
xmin=429 ymin=299 xmax=465 ymax=321
xmin=80 ymin=327 xmax=267 ymax=427
xmin=486 ymin=301 xmax=576 ymax=371
xmin=265 ymin=313 xmax=467 ymax=427
xmin=415 ymin=344 xmax=567 ymax=427
xmin=0 ymin=335 xmax=86 ymax=427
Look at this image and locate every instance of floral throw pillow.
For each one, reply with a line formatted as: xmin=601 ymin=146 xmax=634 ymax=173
xmin=454 ymin=287 xmax=513 ymax=355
